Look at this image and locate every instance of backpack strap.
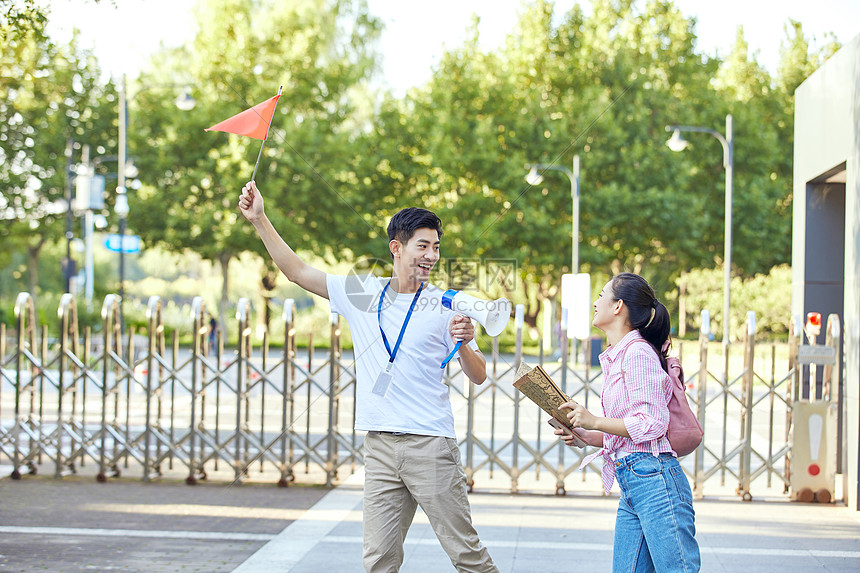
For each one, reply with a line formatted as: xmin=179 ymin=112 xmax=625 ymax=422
xmin=617 ymin=339 xmax=677 ymax=393
xmin=666 ymin=356 xmax=685 ymax=388
xmin=616 ymin=339 xmax=652 ymax=380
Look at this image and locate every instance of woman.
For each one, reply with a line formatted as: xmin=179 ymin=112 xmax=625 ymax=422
xmin=556 ymin=272 xmax=700 ymax=572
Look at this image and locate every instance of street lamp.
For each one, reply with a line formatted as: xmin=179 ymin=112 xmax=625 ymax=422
xmin=114 ymin=192 xmax=130 ymax=306
xmin=116 ymin=74 xmax=196 ymax=312
xmin=524 ymin=155 xmax=581 ymax=272
xmin=174 ymin=89 xmax=197 ymax=112
xmin=64 ymin=139 xmax=76 ymax=294
xmin=665 ymin=114 xmax=733 ymax=344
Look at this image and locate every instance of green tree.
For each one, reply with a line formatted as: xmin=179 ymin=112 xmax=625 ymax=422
xmin=365 ymin=0 xmax=722 ymax=327
xmin=679 ymin=264 xmax=791 ymax=339
xmin=704 ymin=28 xmax=795 ymax=277
xmin=0 ymin=0 xmax=46 ymax=41
xmin=59 ymin=0 xmax=842 ymax=346
xmin=0 ymin=25 xmax=114 ymax=305
xmin=1 ymin=1 xmax=109 ymax=42
xmin=356 ymin=0 xmax=842 ymax=339
xmin=704 ymin=24 xmax=841 ymax=283
xmin=128 ymin=0 xmax=381 ymax=323
xmin=777 ymin=20 xmax=840 ymax=97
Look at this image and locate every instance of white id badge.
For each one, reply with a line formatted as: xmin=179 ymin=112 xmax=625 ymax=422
xmin=372 ymin=363 xmax=394 ymax=396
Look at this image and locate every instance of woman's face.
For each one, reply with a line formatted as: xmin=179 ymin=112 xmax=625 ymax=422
xmin=592 ymin=279 xmax=620 ymax=331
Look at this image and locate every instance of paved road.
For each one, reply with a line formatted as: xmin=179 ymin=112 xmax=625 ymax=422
xmin=237 ymin=470 xmax=860 ymax=573
xmin=0 ymin=472 xmax=328 ymax=573
xmin=3 ymin=466 xmax=860 ymax=572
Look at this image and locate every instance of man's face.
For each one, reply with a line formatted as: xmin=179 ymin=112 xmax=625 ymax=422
xmin=390 ymin=227 xmax=440 ymax=283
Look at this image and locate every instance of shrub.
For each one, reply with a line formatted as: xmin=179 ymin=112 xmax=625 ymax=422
xmin=678 ymin=264 xmax=791 ymax=341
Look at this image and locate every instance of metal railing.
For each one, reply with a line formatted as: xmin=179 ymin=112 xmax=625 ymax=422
xmin=1 ymin=292 xmax=840 ymax=500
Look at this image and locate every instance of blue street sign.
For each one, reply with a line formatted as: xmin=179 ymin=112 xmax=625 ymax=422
xmin=104 ymin=234 xmax=142 ymax=254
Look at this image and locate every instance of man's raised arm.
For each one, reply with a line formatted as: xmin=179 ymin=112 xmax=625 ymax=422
xmin=238 ymin=181 xmax=328 ymax=299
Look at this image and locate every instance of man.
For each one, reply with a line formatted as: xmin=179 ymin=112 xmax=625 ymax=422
xmin=238 ymin=181 xmax=498 ymax=573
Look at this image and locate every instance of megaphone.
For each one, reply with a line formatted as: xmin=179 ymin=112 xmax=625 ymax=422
xmin=441 ymin=290 xmax=511 ymax=337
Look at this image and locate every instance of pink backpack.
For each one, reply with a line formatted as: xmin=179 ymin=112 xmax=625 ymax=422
xmin=620 ymin=343 xmax=703 ymax=456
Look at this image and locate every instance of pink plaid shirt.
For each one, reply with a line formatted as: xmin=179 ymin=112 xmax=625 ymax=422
xmin=581 ymin=330 xmax=674 ymax=493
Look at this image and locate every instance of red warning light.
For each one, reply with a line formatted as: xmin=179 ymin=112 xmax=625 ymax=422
xmin=808 ymin=463 xmax=821 ymax=476
xmin=806 ymin=313 xmax=821 ymax=327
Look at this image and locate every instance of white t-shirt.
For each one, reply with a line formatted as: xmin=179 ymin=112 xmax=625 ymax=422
xmin=326 ymin=273 xmax=480 ymax=438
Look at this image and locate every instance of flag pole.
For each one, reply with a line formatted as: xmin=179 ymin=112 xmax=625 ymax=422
xmin=251 ymin=85 xmax=283 ymax=182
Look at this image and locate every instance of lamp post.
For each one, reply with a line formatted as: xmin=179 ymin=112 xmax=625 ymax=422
xmin=115 ymin=74 xmax=195 ymax=311
xmin=665 ymin=114 xmax=733 ymax=344
xmin=524 ymin=155 xmax=581 ymax=272
xmin=74 ymin=144 xmax=107 ymax=309
xmin=118 ymin=75 xmax=128 ymax=312
xmin=525 ymin=156 xmax=582 ymax=360
xmin=63 ymin=139 xmax=76 ymax=294
xmin=87 ymin=152 xmax=136 ymax=307
xmin=114 ymin=191 xmax=130 ymax=305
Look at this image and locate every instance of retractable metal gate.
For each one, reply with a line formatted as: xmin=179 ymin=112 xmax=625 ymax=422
xmin=1 ymin=292 xmax=839 ymax=500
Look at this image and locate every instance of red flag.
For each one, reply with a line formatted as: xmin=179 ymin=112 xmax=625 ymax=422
xmin=205 ymin=94 xmax=281 ymax=140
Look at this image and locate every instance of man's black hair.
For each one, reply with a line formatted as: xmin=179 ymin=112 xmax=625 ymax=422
xmin=387 ymin=207 xmax=443 ymax=246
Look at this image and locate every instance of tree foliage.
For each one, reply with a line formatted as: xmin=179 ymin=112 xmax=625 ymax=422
xmin=1 ymin=0 xmax=844 ymax=341
xmin=128 ymin=0 xmax=381 ymax=319
xmin=0 ymin=0 xmax=47 ymax=42
xmin=680 ymin=264 xmax=792 ymax=340
xmin=0 ymin=23 xmax=114 ymax=302
xmin=348 ymin=0 xmax=837 ymax=336
xmin=355 ymin=0 xmax=747 ymax=325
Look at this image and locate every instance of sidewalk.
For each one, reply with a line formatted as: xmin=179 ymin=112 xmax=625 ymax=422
xmin=0 ymin=470 xmax=329 ymax=573
xmin=237 ymin=470 xmax=860 ymax=573
xmin=2 ymin=467 xmax=859 ymax=572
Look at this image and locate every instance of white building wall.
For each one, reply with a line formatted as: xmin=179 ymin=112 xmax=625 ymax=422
xmin=793 ymin=33 xmax=860 ymax=510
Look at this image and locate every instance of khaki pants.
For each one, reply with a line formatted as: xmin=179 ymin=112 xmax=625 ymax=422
xmin=362 ymin=432 xmax=498 ymax=573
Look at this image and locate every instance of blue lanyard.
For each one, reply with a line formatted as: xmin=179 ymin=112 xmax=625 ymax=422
xmin=440 ymin=340 xmax=462 ymax=369
xmin=378 ymin=281 xmax=424 ymax=364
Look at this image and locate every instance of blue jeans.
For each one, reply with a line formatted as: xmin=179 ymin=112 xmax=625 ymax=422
xmin=612 ymin=453 xmax=700 ymax=573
